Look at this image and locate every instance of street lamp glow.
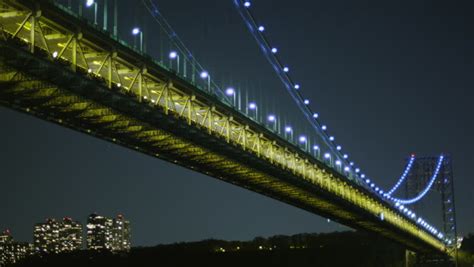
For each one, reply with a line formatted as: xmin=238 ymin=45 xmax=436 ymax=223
xmin=335 ymin=160 xmax=341 ymax=166
xmin=344 ymin=166 xmax=350 ymax=172
xmin=283 ymin=67 xmax=289 ymax=72
xmin=132 ymin=27 xmax=140 ymax=35
xmin=258 ymin=26 xmax=265 ymax=32
xmin=200 ymin=71 xmax=209 ymax=79
xmin=271 ymin=47 xmax=278 ymax=53
xmin=324 ymin=153 xmax=331 ymax=159
xmin=336 ymin=145 xmax=342 ymax=150
xmin=249 ymin=102 xmax=257 ymax=110
xmin=225 ymin=87 xmax=235 ymax=96
xmin=343 ymin=154 xmax=348 ymax=159
xmin=267 ymin=115 xmax=276 ymax=122
xmin=313 ymin=145 xmax=319 ymax=150
xmin=294 ymin=84 xmax=300 ymax=89
xmin=304 ymin=99 xmax=310 ymax=105
xmin=86 ymin=0 xmax=94 ymax=7
xmin=169 ymin=51 xmax=178 ymax=59
xmin=313 ymin=113 xmax=318 ymax=118
xmin=244 ymin=1 xmax=251 ymax=7
xmin=321 ymin=125 xmax=327 ymax=130
xmin=329 ymin=136 xmax=335 ymax=141
xmin=285 ymin=126 xmax=292 ymax=133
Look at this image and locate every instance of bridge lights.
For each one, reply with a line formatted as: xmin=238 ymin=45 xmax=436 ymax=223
xmin=303 ymin=99 xmax=310 ymax=105
xmin=258 ymin=26 xmax=265 ymax=32
xmin=86 ymin=0 xmax=98 ymax=25
xmin=312 ymin=113 xmax=318 ymax=119
xmin=225 ymin=88 xmax=235 ymax=96
xmin=225 ymin=87 xmax=236 ymax=106
xmin=169 ymin=51 xmax=180 ymax=74
xmin=283 ymin=67 xmax=289 ymax=72
xmin=271 ymin=47 xmax=278 ymax=54
xmin=309 ymin=145 xmax=319 ymax=158
xmin=248 ymin=102 xmax=258 ymax=121
xmin=324 ymin=153 xmax=331 ymax=159
xmin=329 ymin=136 xmax=335 ymax=141
xmin=244 ymin=1 xmax=251 ymax=7
xmin=267 ymin=115 xmax=277 ymax=132
xmin=294 ymin=84 xmax=300 ymax=90
xmin=299 ymin=136 xmax=308 ymax=151
xmin=52 ymin=51 xmax=58 ymax=58
xmin=132 ymin=27 xmax=144 ymax=53
xmin=284 ymin=126 xmax=293 ymax=141
xmin=321 ymin=125 xmax=327 ymax=131
xmin=200 ymin=71 xmax=211 ymax=92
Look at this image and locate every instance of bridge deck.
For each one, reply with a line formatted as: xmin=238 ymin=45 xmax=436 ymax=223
xmin=0 ymin=0 xmax=447 ymax=254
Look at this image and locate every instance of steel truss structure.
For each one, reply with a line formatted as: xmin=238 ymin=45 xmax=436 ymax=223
xmin=405 ymin=156 xmax=458 ymax=257
xmin=0 ymin=0 xmax=450 ymax=255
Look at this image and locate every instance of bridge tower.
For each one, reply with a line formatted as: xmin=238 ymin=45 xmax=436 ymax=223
xmin=404 ymin=155 xmax=458 ymax=266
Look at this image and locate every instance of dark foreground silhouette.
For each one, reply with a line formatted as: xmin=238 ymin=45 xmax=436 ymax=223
xmin=10 ymin=231 xmax=474 ymax=267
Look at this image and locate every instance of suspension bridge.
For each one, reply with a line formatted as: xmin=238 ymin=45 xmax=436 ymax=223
xmin=0 ymin=0 xmax=458 ymax=261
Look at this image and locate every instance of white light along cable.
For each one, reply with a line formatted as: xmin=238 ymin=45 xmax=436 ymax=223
xmin=386 ymin=155 xmax=416 ymax=196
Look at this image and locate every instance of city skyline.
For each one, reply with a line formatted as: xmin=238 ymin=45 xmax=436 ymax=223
xmin=0 ymin=0 xmax=473 ymax=249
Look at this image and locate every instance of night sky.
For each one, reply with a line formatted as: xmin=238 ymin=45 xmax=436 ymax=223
xmin=0 ymin=0 xmax=473 ymax=246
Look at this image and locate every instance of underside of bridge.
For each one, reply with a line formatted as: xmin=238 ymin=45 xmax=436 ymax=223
xmin=0 ymin=0 xmax=450 ymax=256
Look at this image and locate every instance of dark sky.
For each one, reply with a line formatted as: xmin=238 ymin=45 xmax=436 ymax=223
xmin=0 ymin=0 xmax=473 ymax=246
